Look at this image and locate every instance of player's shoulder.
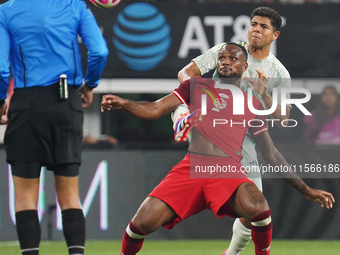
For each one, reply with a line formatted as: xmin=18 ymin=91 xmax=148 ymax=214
xmin=0 ymin=2 xmax=4 ymax=16
xmin=236 ymin=41 xmax=248 ymax=50
xmin=267 ymin=52 xmax=291 ymax=78
xmin=180 ymin=76 xmax=201 ymax=88
xmin=65 ymin=0 xmax=87 ymax=13
xmin=195 ymin=76 xmax=215 ymax=86
xmin=1 ymin=0 xmax=14 ymax=7
xmin=70 ymin=0 xmax=87 ymax=9
xmin=0 ymin=0 xmax=16 ymax=14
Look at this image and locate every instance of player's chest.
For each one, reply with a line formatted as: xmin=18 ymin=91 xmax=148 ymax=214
xmin=192 ymin=84 xmax=253 ymax=120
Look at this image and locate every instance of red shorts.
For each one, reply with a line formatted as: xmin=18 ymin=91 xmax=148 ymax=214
xmin=148 ymin=154 xmax=254 ymax=229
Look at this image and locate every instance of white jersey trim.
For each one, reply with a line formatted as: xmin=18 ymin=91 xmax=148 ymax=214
xmin=173 ymin=91 xmax=186 ymax=104
xmin=252 ymin=127 xmax=268 ymax=136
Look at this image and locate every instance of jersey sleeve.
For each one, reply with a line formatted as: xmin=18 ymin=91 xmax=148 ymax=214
xmin=192 ymin=43 xmax=225 ymax=75
xmin=78 ymin=1 xmax=108 ymax=88
xmin=249 ymin=101 xmax=268 ymax=138
xmin=0 ymin=7 xmax=10 ymax=100
xmin=173 ymin=77 xmax=196 ymax=104
xmin=275 ymin=66 xmax=292 ymax=108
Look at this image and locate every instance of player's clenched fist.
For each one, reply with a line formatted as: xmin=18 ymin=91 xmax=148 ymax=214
xmin=101 ymin=94 xmax=125 ymax=112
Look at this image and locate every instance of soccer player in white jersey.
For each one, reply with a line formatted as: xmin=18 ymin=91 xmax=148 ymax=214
xmin=173 ymin=6 xmax=291 ymax=255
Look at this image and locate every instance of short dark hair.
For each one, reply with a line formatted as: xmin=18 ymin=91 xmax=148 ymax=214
xmin=251 ymin=6 xmax=282 ymax=31
xmin=223 ymin=42 xmax=248 ymax=61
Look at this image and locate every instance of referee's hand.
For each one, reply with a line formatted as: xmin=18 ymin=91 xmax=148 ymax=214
xmin=0 ymin=101 xmax=7 ymax=125
xmin=77 ymin=84 xmax=93 ymax=108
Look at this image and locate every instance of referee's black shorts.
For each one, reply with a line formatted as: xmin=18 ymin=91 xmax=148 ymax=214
xmin=4 ymin=83 xmax=83 ymax=176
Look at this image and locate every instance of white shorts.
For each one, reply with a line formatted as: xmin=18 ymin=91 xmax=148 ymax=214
xmin=240 ymin=135 xmax=262 ymax=191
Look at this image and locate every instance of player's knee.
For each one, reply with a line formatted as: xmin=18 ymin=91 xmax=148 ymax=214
xmin=250 ymin=197 xmax=270 ymax=220
xmin=15 ymin=193 xmax=39 ymax=211
xmin=15 ymin=200 xmax=38 ymax=212
xmin=252 ymin=195 xmax=270 ymax=217
xmin=242 ymin=183 xmax=270 ymax=219
xmin=131 ymin=216 xmax=158 ymax=234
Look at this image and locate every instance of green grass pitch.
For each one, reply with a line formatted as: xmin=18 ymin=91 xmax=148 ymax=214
xmin=0 ymin=240 xmax=339 ymax=254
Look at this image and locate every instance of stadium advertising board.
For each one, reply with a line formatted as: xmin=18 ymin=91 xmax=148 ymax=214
xmin=0 ymin=148 xmax=339 ymax=240
xmin=86 ymin=3 xmax=340 ymax=79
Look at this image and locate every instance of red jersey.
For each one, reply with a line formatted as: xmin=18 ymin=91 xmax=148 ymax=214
xmin=173 ymin=77 xmax=268 ymax=162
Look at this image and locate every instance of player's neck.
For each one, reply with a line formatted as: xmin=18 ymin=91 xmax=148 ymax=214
xmin=248 ymin=45 xmax=271 ymax=60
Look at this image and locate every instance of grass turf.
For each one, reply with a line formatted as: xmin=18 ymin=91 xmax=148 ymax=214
xmin=0 ymin=240 xmax=339 ymax=254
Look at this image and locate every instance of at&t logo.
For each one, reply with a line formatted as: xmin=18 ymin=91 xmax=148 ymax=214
xmin=113 ymin=3 xmax=171 ymax=71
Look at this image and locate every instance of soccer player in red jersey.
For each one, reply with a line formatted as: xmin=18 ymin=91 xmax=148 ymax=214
xmin=101 ymin=43 xmax=334 ymax=255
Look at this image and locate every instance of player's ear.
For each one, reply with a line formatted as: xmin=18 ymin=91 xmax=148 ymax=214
xmin=272 ymin=30 xmax=280 ymax=41
xmin=242 ymin=62 xmax=248 ymax=72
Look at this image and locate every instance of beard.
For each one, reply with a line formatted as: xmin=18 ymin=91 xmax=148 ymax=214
xmin=218 ymin=71 xmax=241 ymax=84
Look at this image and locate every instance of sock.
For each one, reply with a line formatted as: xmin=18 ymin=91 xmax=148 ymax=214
xmin=15 ymin=210 xmax=41 ymax=255
xmin=62 ymin=209 xmax=85 ymax=255
xmin=121 ymin=221 xmax=147 ymax=255
xmin=226 ymin=218 xmax=251 ymax=255
xmin=251 ymin=210 xmax=272 ymax=255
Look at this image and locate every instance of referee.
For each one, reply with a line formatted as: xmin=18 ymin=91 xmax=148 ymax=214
xmin=0 ymin=0 xmax=108 ymax=255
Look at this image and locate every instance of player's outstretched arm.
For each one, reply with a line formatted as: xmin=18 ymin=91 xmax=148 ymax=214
xmin=178 ymin=43 xmax=225 ymax=83
xmin=253 ymin=132 xmax=335 ymax=209
xmin=101 ymin=93 xmax=182 ymax=120
xmin=178 ymin=62 xmax=201 ymax=83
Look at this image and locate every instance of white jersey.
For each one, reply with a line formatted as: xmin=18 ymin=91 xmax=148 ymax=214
xmin=193 ymin=42 xmax=291 ymax=109
xmin=191 ymin=42 xmax=292 ymax=191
